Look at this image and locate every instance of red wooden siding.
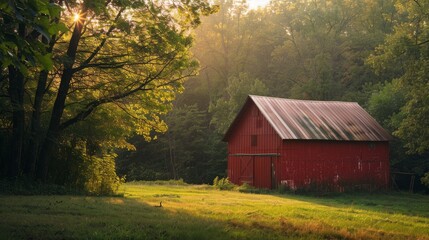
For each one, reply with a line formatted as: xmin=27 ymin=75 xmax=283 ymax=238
xmin=227 ymin=103 xmax=281 ymax=155
xmin=227 ymin=103 xmax=280 ymax=189
xmin=226 ymin=96 xmax=391 ymax=191
xmin=277 ymin=141 xmax=390 ymax=191
xmin=254 ymin=156 xmax=274 ymax=189
xmin=228 ymin=155 xmax=275 ymax=189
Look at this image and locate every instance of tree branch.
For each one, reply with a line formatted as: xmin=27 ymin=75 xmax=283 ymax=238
xmin=59 ymin=54 xmax=179 ymax=130
xmin=74 ymin=7 xmax=125 ymax=73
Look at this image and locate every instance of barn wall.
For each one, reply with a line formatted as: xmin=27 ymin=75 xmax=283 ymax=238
xmin=278 ymin=140 xmax=390 ymax=191
xmin=227 ymin=103 xmax=282 ymax=188
xmin=227 ymin=103 xmax=282 ymax=154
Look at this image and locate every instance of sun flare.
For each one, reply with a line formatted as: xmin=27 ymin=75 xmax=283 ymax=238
xmin=73 ymin=12 xmax=80 ymax=22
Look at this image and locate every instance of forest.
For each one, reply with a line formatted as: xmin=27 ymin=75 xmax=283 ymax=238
xmin=1 ymin=0 xmax=429 ymax=194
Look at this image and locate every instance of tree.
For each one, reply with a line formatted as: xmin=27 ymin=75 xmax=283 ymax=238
xmin=368 ymin=0 xmax=429 ymax=155
xmin=1 ymin=0 xmax=65 ymax=178
xmin=0 ymin=0 xmax=216 ymax=188
xmin=116 ymin=104 xmax=226 ymax=183
xmin=210 ymin=73 xmax=268 ymax=134
xmin=190 ymin=0 xmax=254 ymax=101
xmin=263 ymin=0 xmax=397 ymax=101
xmin=367 ymin=0 xmax=429 ymax=187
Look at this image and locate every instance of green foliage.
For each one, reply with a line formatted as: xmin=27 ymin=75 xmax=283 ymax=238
xmin=0 ymin=0 xmax=218 ymax=189
xmin=210 ymin=73 xmax=269 ymax=134
xmin=0 ymin=179 xmax=84 ymax=195
xmin=76 ymin=154 xmax=124 ymax=195
xmin=43 ymin=139 xmax=125 ymax=196
xmin=367 ymin=80 xmax=405 ymax=130
xmin=212 ymin=176 xmax=235 ymax=190
xmin=116 ymin=104 xmax=226 ymax=184
xmin=422 ymin=172 xmax=429 ymax=188
xmin=236 ymin=182 xmax=253 ymax=192
xmin=212 ymin=176 xmax=219 ymax=186
xmin=366 ymin=80 xmax=422 ymax=172
xmin=129 ymin=179 xmax=188 ymax=186
xmin=0 ymin=0 xmax=65 ymax=71
xmin=367 ymin=1 xmax=429 ymax=155
xmin=237 ymin=183 xmax=270 ymax=194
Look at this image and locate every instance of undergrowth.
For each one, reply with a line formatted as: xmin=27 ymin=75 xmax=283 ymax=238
xmin=0 ymin=178 xmax=124 ymax=196
xmin=128 ymin=179 xmax=188 ymax=186
xmin=0 ymin=179 xmax=85 ymax=196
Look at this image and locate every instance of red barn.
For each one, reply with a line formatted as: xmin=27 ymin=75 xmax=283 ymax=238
xmin=223 ymin=95 xmax=392 ymax=191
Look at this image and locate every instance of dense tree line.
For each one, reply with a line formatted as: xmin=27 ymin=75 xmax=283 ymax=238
xmin=117 ymin=0 xmax=429 ymax=188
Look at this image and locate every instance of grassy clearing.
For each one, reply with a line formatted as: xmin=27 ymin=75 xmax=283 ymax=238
xmin=0 ymin=183 xmax=428 ymax=239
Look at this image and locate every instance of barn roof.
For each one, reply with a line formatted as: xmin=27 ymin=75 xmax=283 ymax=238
xmin=224 ymin=95 xmax=392 ymax=141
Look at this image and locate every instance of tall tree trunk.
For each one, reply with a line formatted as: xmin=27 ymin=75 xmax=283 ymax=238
xmin=24 ymin=70 xmax=49 ymax=177
xmin=7 ymin=66 xmax=25 ymax=179
xmin=167 ymin=133 xmax=177 ymax=180
xmin=7 ymin=23 xmax=26 ymax=179
xmin=37 ymin=18 xmax=85 ymax=181
xmin=24 ymin=34 xmax=56 ymax=178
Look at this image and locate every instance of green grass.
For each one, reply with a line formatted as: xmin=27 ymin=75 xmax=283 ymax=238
xmin=0 ymin=182 xmax=428 ymax=239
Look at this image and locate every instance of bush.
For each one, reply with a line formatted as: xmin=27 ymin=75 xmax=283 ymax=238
xmin=421 ymin=172 xmax=429 ymax=188
xmin=76 ymin=153 xmax=124 ymax=195
xmin=213 ymin=176 xmax=235 ymax=190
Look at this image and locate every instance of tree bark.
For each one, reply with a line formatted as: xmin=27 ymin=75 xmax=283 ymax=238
xmin=167 ymin=133 xmax=177 ymax=180
xmin=7 ymin=65 xmax=25 ymax=179
xmin=6 ymin=23 xmax=26 ymax=179
xmin=24 ymin=70 xmax=49 ymax=177
xmin=37 ymin=18 xmax=85 ymax=181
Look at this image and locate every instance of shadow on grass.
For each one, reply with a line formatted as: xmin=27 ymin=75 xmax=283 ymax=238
xmin=1 ymin=189 xmax=428 ymax=240
xmin=270 ymin=190 xmax=429 ymax=218
xmin=0 ymin=194 xmax=318 ymax=240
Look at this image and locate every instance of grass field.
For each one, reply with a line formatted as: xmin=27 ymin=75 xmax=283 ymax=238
xmin=1 ymin=182 xmax=429 ymax=239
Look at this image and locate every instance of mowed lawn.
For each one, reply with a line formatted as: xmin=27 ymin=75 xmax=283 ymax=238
xmin=1 ymin=183 xmax=429 ymax=239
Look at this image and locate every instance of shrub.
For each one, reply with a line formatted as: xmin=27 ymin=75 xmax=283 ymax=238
xmin=237 ymin=183 xmax=263 ymax=193
xmin=76 ymin=153 xmax=124 ymax=195
xmin=237 ymin=182 xmax=252 ymax=192
xmin=421 ymin=172 xmax=429 ymax=188
xmin=213 ymin=176 xmax=235 ymax=190
xmin=213 ymin=176 xmax=219 ymax=186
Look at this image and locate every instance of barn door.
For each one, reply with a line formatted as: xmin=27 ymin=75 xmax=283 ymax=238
xmin=239 ymin=156 xmax=254 ymax=185
xmin=254 ymin=156 xmax=273 ymax=189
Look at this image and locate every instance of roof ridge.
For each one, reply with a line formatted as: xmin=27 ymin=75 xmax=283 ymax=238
xmin=249 ymin=95 xmax=358 ymax=104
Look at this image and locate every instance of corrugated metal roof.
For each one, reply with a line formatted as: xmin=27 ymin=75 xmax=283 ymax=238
xmin=225 ymin=95 xmax=392 ymax=141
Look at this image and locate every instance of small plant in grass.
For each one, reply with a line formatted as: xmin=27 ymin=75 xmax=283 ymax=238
xmin=212 ymin=176 xmax=235 ymax=190
xmin=213 ymin=176 xmax=219 ymax=186
xmin=237 ymin=183 xmax=254 ymax=193
xmin=277 ymin=183 xmax=292 ymax=194
xmin=237 ymin=183 xmax=270 ymax=194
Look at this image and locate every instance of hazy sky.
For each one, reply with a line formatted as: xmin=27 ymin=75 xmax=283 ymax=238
xmin=247 ymin=0 xmax=270 ymax=9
